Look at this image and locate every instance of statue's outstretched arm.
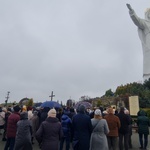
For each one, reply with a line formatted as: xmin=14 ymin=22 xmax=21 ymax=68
xmin=126 ymin=4 xmax=134 ymax=14
xmin=126 ymin=4 xmax=133 ymax=11
xmin=126 ymin=3 xmax=145 ymax=30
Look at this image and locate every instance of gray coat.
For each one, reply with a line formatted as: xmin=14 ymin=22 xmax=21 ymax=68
xmin=14 ymin=112 xmax=32 ymax=150
xmin=90 ymin=118 xmax=109 ymax=150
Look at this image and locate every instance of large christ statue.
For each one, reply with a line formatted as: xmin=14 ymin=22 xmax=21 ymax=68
xmin=126 ymin=4 xmax=150 ymax=81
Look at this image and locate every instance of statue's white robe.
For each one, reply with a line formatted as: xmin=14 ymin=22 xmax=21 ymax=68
xmin=129 ymin=11 xmax=150 ymax=81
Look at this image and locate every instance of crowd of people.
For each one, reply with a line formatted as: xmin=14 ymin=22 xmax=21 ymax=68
xmin=0 ymin=104 xmax=149 ymax=150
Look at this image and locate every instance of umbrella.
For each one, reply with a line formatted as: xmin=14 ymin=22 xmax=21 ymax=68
xmin=40 ymin=101 xmax=61 ymax=109
xmin=74 ymin=101 xmax=92 ymax=109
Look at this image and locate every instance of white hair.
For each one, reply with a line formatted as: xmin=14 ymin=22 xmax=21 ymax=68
xmin=94 ymin=109 xmax=102 ymax=116
xmin=124 ymin=109 xmax=129 ymax=114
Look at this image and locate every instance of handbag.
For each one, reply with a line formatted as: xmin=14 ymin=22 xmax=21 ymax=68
xmin=93 ymin=120 xmax=100 ymax=131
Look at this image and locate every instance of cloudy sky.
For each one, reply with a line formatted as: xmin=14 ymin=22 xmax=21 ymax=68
xmin=0 ymin=1 xmax=149 ymax=104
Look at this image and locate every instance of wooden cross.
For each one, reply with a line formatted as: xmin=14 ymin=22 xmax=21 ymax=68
xmin=49 ymin=91 xmax=55 ymax=101
xmin=5 ymin=91 xmax=10 ymax=107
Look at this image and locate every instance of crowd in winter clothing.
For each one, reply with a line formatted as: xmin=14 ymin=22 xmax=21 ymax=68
xmin=0 ymin=104 xmax=149 ymax=150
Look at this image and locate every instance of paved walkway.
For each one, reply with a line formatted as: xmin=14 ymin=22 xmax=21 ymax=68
xmin=0 ymin=130 xmax=149 ymax=150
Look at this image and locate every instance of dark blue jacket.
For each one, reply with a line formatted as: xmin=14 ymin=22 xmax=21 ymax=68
xmin=61 ymin=114 xmax=72 ymax=137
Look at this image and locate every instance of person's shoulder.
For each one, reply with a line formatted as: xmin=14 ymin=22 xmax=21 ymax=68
xmin=84 ymin=114 xmax=91 ymax=119
xmin=41 ymin=120 xmax=48 ymax=126
xmin=84 ymin=113 xmax=90 ymax=117
xmin=9 ymin=112 xmax=19 ymax=118
xmin=103 ymin=114 xmax=109 ymax=118
xmin=113 ymin=115 xmax=120 ymax=122
xmin=15 ymin=113 xmax=21 ymax=119
xmin=113 ymin=114 xmax=119 ymax=119
xmin=101 ymin=118 xmax=107 ymax=122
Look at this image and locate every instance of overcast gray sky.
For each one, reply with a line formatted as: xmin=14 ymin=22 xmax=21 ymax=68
xmin=0 ymin=1 xmax=149 ymax=104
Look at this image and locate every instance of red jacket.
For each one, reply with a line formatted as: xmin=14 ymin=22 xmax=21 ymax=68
xmin=6 ymin=112 xmax=20 ymax=138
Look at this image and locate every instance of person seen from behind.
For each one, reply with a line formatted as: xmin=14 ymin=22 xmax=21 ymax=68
xmin=2 ymin=107 xmax=12 ymax=141
xmin=36 ymin=108 xmax=63 ymax=150
xmin=4 ymin=105 xmax=21 ymax=150
xmin=59 ymin=109 xmax=72 ymax=150
xmin=39 ymin=107 xmax=50 ymax=125
xmin=137 ymin=110 xmax=150 ymax=149
xmin=30 ymin=110 xmax=39 ymax=144
xmin=117 ymin=107 xmax=130 ymax=150
xmin=104 ymin=107 xmax=120 ymax=150
xmin=90 ymin=109 xmax=109 ymax=150
xmin=14 ymin=111 xmax=32 ymax=150
xmin=72 ymin=105 xmax=92 ymax=150
xmin=124 ymin=109 xmax=132 ymax=149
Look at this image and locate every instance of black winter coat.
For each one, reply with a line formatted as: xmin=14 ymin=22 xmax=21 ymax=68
xmin=117 ymin=111 xmax=130 ymax=134
xmin=36 ymin=117 xmax=63 ymax=150
xmin=72 ymin=112 xmax=92 ymax=150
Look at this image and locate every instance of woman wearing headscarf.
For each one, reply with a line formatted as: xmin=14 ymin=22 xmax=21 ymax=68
xmin=36 ymin=108 xmax=63 ymax=150
xmin=90 ymin=109 xmax=109 ymax=150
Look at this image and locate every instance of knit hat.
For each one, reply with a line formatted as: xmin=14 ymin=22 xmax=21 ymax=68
xmin=13 ymin=105 xmax=21 ymax=112
xmin=94 ymin=109 xmax=102 ymax=116
xmin=48 ymin=108 xmax=56 ymax=117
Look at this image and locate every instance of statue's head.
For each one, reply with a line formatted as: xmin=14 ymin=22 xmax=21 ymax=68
xmin=145 ymin=8 xmax=150 ymax=20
